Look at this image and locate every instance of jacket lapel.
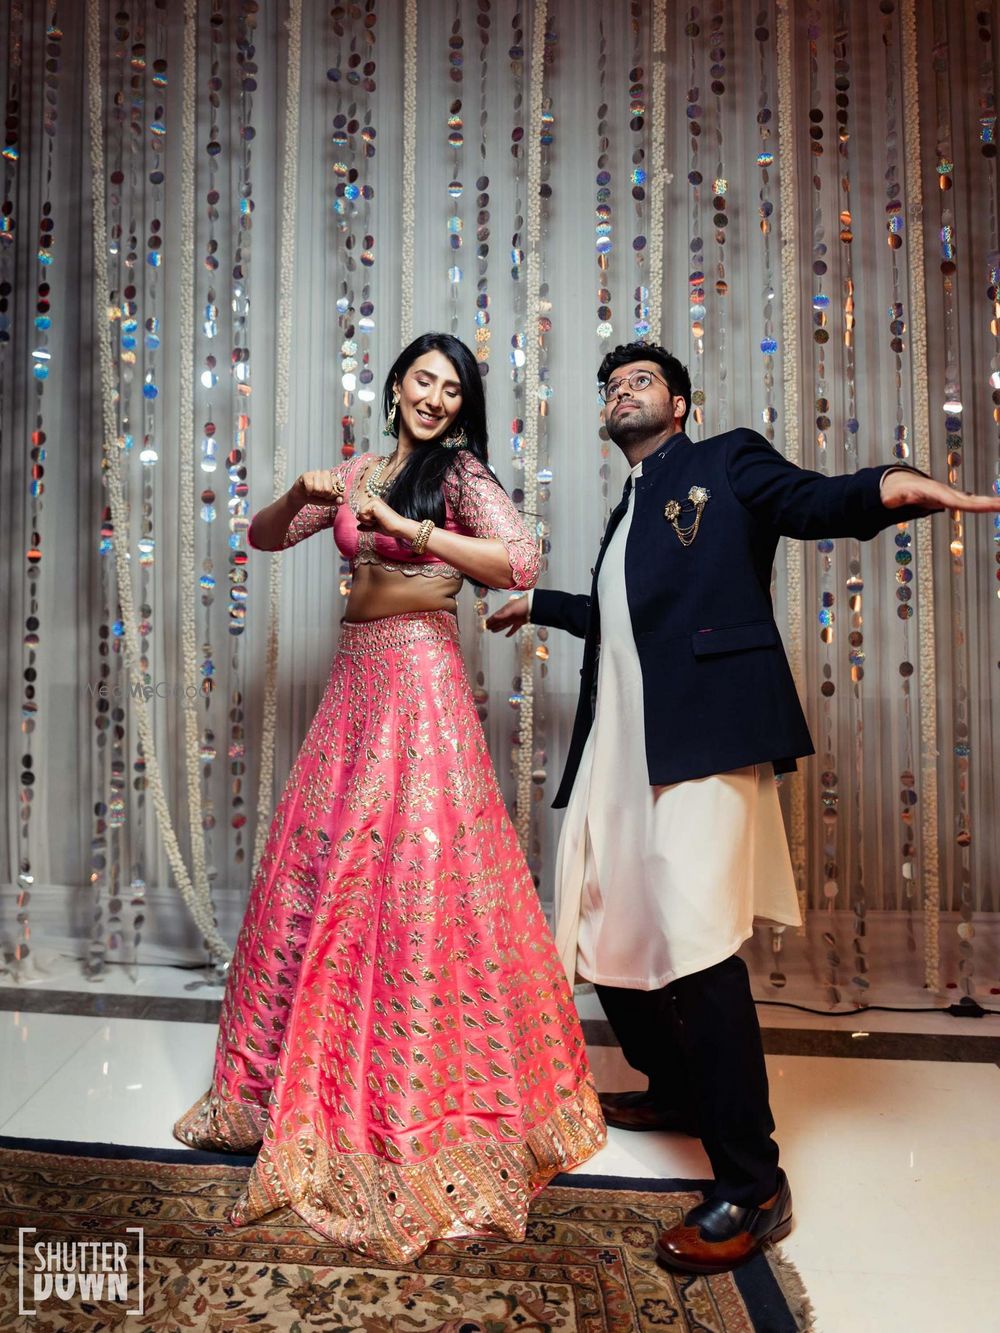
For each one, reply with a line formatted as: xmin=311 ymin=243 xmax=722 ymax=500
xmin=590 ymin=475 xmax=633 ymax=596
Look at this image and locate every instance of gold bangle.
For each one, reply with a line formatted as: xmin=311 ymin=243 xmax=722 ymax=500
xmin=411 ymin=518 xmax=435 ymax=555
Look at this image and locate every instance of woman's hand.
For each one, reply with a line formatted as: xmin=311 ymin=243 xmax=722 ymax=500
xmin=354 ymin=494 xmax=411 ymax=541
xmin=291 ymin=469 xmax=345 ymax=508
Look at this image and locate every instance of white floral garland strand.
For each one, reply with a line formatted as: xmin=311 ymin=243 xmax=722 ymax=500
xmin=251 ymin=0 xmax=304 ymax=878
xmin=177 ymin=0 xmax=211 ymax=933
xmin=775 ymin=0 xmax=807 ymax=918
xmin=514 ymin=0 xmax=548 ymax=853
xmin=400 ymin=0 xmax=418 ymax=347
xmin=901 ymin=0 xmax=940 ymax=991
xmin=647 ymin=0 xmax=670 ymax=343
xmin=86 ymin=0 xmax=230 ymax=964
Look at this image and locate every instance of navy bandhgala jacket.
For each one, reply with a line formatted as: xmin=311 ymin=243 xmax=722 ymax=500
xmin=530 ymin=427 xmax=934 ymax=809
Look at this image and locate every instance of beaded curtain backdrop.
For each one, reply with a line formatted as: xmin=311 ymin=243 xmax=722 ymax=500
xmin=0 ymin=0 xmax=998 ymax=1006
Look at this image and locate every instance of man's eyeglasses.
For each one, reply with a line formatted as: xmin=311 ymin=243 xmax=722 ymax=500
xmin=598 ymin=368 xmax=671 ymax=403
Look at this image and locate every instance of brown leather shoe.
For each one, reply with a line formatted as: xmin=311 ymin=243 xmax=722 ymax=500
xmin=655 ymin=1169 xmax=793 ymax=1275
xmin=598 ymin=1089 xmax=697 ymax=1135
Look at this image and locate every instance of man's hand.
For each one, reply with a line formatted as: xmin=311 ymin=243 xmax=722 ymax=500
xmin=881 ymin=469 xmax=1000 ymax=513
xmin=485 ymin=595 xmax=530 ymax=636
xmin=291 ymin=469 xmax=345 ymax=508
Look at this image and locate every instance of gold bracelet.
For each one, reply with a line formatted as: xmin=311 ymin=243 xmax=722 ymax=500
xmin=411 ymin=518 xmax=435 ymax=555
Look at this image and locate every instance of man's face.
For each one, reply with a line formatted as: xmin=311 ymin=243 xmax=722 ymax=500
xmin=602 ymin=359 xmax=684 ymax=444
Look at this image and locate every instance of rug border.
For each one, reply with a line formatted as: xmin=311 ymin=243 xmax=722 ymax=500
xmin=0 ymin=1140 xmax=814 ymax=1330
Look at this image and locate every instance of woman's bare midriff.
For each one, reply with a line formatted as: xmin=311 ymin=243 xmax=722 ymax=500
xmin=342 ymin=561 xmax=464 ymax=622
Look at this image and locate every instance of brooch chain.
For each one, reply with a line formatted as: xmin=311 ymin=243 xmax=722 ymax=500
xmin=663 ymin=485 xmax=711 ymax=547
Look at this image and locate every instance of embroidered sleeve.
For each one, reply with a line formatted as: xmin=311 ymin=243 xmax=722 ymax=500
xmin=443 ymin=452 xmax=540 ymax=590
xmin=278 ymin=503 xmax=334 ymax=548
xmin=276 ymin=459 xmax=352 ymax=550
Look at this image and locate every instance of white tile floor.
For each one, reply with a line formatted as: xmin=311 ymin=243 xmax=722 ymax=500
xmin=1 ymin=964 xmax=999 ymax=1332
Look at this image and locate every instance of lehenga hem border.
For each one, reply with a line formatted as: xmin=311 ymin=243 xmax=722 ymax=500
xmin=173 ymin=1080 xmax=606 ymax=1264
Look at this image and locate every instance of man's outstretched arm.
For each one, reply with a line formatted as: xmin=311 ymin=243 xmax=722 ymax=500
xmin=879 ymin=467 xmax=1000 ymax=515
xmin=724 ymin=430 xmax=1000 ymax=541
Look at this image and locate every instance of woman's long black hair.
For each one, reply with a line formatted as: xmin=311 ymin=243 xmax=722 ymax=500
xmin=380 ymin=332 xmax=501 ymax=525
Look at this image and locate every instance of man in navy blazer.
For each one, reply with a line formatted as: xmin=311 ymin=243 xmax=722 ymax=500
xmin=487 ymin=341 xmax=1000 ymax=1275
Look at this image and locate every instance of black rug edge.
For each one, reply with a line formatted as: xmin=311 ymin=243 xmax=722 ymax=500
xmin=0 ymin=1134 xmax=258 ymax=1167
xmin=0 ymin=1138 xmax=716 ymax=1187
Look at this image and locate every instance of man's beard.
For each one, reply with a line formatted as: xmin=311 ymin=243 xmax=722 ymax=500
xmin=606 ymin=401 xmax=666 ymax=444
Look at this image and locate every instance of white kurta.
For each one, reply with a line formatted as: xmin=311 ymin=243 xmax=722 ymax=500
xmin=553 ymin=459 xmax=802 ymax=990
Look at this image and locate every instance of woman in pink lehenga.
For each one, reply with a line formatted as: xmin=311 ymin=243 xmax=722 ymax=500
xmin=173 ymin=333 xmax=606 ymax=1263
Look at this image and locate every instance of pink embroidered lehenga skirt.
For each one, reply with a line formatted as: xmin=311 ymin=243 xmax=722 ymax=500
xmin=173 ymin=610 xmax=605 ymax=1262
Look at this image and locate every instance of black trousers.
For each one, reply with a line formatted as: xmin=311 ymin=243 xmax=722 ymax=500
xmin=595 ymin=953 xmax=779 ymax=1207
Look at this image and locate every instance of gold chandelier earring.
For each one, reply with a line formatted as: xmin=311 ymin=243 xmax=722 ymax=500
xmin=441 ymin=425 xmax=467 ymax=449
xmin=382 ymin=398 xmax=398 ymax=437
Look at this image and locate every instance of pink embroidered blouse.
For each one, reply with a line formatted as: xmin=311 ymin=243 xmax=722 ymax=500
xmin=252 ymin=450 xmax=539 ymax=591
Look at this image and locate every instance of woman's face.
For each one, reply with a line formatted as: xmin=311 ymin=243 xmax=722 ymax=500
xmin=394 ymin=350 xmax=463 ymax=444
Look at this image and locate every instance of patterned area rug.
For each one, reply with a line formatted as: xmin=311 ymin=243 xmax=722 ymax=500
xmin=0 ymin=1139 xmax=813 ymax=1331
